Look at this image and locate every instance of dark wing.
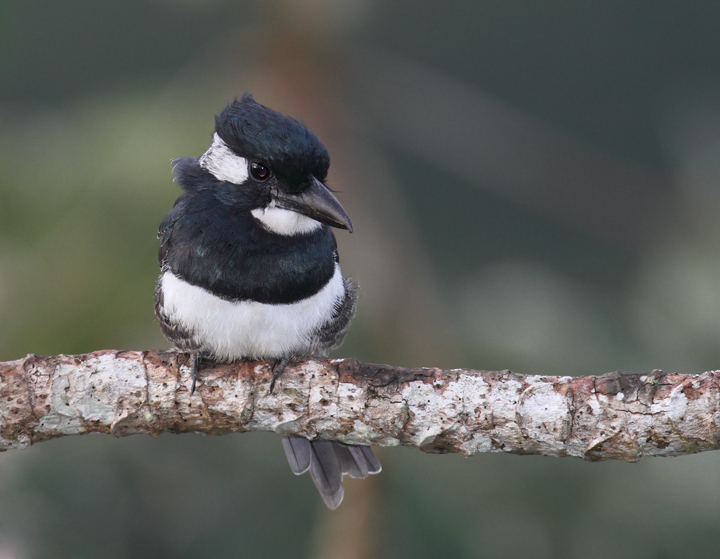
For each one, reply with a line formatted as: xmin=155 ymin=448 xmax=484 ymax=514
xmin=311 ymin=277 xmax=358 ymax=356
xmin=154 ymin=192 xmax=198 ymax=350
xmin=157 ymin=194 xmax=188 ymax=267
xmin=158 ymin=157 xmax=206 ymax=268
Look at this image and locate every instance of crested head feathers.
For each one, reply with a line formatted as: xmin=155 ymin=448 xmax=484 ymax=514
xmin=215 ymin=94 xmax=330 ymax=187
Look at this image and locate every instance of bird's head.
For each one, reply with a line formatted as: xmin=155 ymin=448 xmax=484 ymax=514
xmin=196 ymin=94 xmax=352 ymax=235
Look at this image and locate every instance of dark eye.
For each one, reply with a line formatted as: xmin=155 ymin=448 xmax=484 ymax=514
xmin=250 ymin=162 xmax=270 ymax=181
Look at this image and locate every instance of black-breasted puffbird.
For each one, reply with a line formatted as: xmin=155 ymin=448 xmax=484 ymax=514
xmin=155 ymin=94 xmax=380 ymax=509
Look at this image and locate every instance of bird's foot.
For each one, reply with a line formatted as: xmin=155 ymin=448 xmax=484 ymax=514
xmin=269 ymin=357 xmax=291 ymax=394
xmin=190 ymin=351 xmax=210 ymax=394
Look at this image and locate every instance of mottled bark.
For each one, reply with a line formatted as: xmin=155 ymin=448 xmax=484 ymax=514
xmin=1 ymin=350 xmax=719 ymax=461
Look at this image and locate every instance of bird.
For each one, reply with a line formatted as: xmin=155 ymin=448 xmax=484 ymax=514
xmin=154 ymin=93 xmax=381 ymax=509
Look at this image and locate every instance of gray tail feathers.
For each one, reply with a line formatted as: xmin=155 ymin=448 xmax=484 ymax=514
xmin=282 ymin=437 xmax=382 ymax=510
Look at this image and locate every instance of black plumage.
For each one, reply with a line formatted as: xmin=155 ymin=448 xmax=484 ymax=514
xmin=214 ymin=98 xmax=330 ymax=187
xmin=157 ymin=165 xmax=338 ymax=305
xmin=155 ymin=94 xmax=380 ymax=509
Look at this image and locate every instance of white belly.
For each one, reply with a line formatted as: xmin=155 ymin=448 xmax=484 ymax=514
xmin=159 ymin=265 xmax=345 ymax=360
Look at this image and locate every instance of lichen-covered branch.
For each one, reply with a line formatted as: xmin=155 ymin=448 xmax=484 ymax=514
xmin=1 ymin=350 xmax=719 ymax=461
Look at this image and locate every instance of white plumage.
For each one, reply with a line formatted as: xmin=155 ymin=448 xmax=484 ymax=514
xmin=157 ymin=95 xmax=379 ymax=509
xmin=251 ymin=203 xmax=323 ymax=236
xmin=198 ymin=133 xmax=249 ymax=185
xmin=158 ymin=265 xmax=346 ymax=361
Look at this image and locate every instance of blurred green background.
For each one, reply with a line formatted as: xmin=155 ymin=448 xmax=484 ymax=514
xmin=3 ymin=1 xmax=720 ymax=557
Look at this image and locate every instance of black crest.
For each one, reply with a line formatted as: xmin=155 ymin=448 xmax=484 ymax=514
xmin=215 ymin=94 xmax=330 ymax=186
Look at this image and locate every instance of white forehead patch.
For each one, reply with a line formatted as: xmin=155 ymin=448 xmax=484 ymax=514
xmin=199 ymin=133 xmax=249 ymax=184
xmin=251 ymin=202 xmax=323 ymax=236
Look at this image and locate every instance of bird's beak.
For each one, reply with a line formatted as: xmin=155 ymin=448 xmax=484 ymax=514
xmin=274 ymin=176 xmax=353 ymax=232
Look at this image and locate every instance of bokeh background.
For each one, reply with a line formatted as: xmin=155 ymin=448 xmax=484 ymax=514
xmin=2 ymin=1 xmax=720 ymax=557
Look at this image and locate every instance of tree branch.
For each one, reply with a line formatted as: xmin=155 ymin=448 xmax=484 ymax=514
xmin=1 ymin=349 xmax=718 ymax=461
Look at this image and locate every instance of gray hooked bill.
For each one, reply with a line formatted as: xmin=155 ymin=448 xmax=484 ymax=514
xmin=274 ymin=176 xmax=353 ymax=232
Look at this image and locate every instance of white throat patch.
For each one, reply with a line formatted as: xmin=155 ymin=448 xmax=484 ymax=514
xmin=251 ymin=202 xmax=323 ymax=236
xmin=199 ymin=133 xmax=249 ymax=184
